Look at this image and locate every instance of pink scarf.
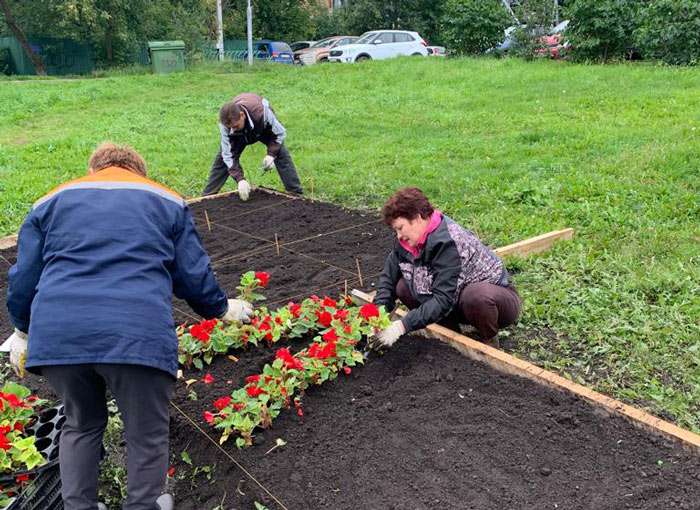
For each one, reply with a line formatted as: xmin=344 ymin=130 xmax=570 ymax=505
xmin=400 ymin=210 xmax=442 ymax=258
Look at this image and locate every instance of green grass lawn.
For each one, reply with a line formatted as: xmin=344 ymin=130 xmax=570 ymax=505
xmin=1 ymin=58 xmax=698 ymax=432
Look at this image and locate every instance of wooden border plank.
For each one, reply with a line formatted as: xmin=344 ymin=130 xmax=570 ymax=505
xmin=351 ymin=288 xmax=700 ymax=454
xmin=495 ymin=228 xmax=574 ymax=257
xmin=0 ymin=235 xmax=18 ymax=250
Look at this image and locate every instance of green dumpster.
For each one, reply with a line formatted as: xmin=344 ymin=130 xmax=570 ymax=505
xmin=147 ymin=41 xmax=185 ymax=73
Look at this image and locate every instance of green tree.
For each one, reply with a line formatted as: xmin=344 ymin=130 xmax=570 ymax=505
xmin=440 ymin=0 xmax=510 ymax=55
xmin=338 ymin=0 xmax=446 ymax=44
xmin=635 ymin=0 xmax=700 ymax=65
xmin=222 ymin=0 xmax=315 ymax=42
xmin=565 ymin=0 xmax=641 ymax=62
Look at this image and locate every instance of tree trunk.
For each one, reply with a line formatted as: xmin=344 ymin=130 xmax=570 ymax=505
xmin=0 ymin=0 xmax=47 ymax=75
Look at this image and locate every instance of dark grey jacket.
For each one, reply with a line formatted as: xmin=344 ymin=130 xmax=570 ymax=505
xmin=374 ymin=215 xmax=507 ymax=332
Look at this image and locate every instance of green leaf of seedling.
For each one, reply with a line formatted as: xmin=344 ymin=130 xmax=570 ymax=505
xmin=181 ymin=451 xmax=192 ymax=466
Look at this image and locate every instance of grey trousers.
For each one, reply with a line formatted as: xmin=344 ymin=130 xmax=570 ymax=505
xmin=202 ymin=144 xmax=303 ymax=196
xmin=43 ymin=364 xmax=175 ymax=510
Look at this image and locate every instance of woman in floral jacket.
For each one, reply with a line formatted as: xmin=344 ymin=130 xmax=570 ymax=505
xmin=373 ymin=187 xmax=521 ymax=348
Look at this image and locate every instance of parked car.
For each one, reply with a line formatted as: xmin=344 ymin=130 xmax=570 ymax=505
xmin=295 ymin=36 xmax=359 ymax=65
xmin=327 ymin=30 xmax=429 ymax=63
xmin=427 ymin=46 xmax=447 ymax=57
xmin=240 ymin=40 xmax=294 ymax=64
xmin=290 ymin=40 xmax=315 ymax=52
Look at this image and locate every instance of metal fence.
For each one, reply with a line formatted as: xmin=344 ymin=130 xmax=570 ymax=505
xmin=0 ymin=36 xmax=94 ymax=75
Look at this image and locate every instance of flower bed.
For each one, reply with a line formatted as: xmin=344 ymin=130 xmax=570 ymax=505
xmin=0 ymin=383 xmax=46 ymax=509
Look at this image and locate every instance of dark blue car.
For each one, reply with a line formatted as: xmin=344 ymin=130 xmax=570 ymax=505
xmin=248 ymin=41 xmax=294 ymax=64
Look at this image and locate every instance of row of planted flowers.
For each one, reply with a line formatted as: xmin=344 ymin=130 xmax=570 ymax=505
xmin=176 ymin=271 xmax=391 ymax=448
xmin=0 ymin=383 xmax=46 ymax=508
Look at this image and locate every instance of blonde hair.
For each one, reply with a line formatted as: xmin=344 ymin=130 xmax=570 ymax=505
xmin=88 ymin=142 xmax=147 ymax=176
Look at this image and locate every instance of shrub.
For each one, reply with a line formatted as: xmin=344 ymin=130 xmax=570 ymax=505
xmin=440 ymin=0 xmax=511 ymax=55
xmin=635 ymin=0 xmax=700 ymax=65
xmin=565 ymin=0 xmax=641 ymax=62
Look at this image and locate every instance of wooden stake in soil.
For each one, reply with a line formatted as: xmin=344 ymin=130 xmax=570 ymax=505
xmin=344 ymin=279 xmax=348 ymax=298
xmin=204 ymin=210 xmax=212 ymax=232
xmin=274 ymin=233 xmax=281 ymax=256
xmin=355 ymin=258 xmax=364 ymax=287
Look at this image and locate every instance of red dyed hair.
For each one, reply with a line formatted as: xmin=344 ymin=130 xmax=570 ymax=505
xmin=381 ymin=187 xmax=434 ymax=225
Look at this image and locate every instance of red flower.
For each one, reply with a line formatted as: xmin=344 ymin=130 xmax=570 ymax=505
xmin=0 ymin=392 xmax=25 ymax=409
xmin=189 ymin=324 xmax=210 ymax=343
xmin=307 ymin=343 xmax=321 ymax=358
xmin=343 ymin=366 xmax=352 ymax=375
xmin=310 ymin=295 xmax=321 ymax=302
xmin=258 ymin=322 xmax=273 ymax=341
xmin=255 ymin=271 xmax=270 ymax=287
xmin=333 ymin=309 xmax=349 ymax=320
xmin=202 ymin=373 xmax=215 ymax=384
xmin=167 ymin=467 xmax=176 ymax=478
xmin=276 ymin=348 xmax=304 ymax=371
xmin=245 ymin=375 xmax=260 ymax=385
xmin=246 ymin=386 xmax=265 ymax=398
xmin=203 ymin=411 xmax=215 ymax=424
xmin=0 ymin=433 xmax=11 ymax=451
xmin=13 ymin=422 xmax=23 ymax=432
xmin=322 ymin=296 xmax=337 ymax=309
xmin=213 ymin=396 xmax=232 ymax=411
xmin=343 ymin=324 xmax=353 ymax=334
xmin=322 ymin=330 xmax=339 ymax=343
xmin=316 ymin=311 xmax=332 ymax=328
xmin=297 ymin=408 xmax=304 ymax=417
xmin=288 ymin=302 xmax=302 ymax=318
xmin=201 ymin=319 xmax=218 ymax=333
xmin=359 ymin=303 xmax=380 ymax=320
xmin=15 ymin=474 xmax=29 ymax=484
xmin=275 ymin=316 xmax=283 ymax=325
xmin=319 ymin=342 xmax=336 ymax=359
xmin=345 ymin=295 xmax=353 ymax=305
xmin=233 ymin=402 xmax=245 ymax=411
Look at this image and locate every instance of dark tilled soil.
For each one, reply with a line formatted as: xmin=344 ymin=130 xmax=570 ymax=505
xmin=171 ymin=336 xmax=700 ymax=510
xmin=1 ymin=190 xmax=699 ymax=510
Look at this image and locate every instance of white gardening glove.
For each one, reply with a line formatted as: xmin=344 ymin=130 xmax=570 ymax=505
xmin=1 ymin=329 xmax=28 ymax=378
xmin=238 ymin=179 xmax=251 ymax=201
xmin=372 ymin=320 xmax=405 ymax=349
xmin=220 ymin=299 xmax=253 ymax=323
xmin=261 ymin=155 xmax=275 ymax=171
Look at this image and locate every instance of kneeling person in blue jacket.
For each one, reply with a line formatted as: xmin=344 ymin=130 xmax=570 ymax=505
xmin=2 ymin=143 xmax=251 ymax=510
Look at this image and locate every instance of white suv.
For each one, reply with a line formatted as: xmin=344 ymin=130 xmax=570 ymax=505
xmin=328 ymin=30 xmax=429 ymax=63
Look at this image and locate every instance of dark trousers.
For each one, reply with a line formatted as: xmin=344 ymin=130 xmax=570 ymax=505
xmin=42 ymin=364 xmax=175 ymax=510
xmin=202 ymin=144 xmax=303 ymax=196
xmin=396 ymin=278 xmax=521 ymax=340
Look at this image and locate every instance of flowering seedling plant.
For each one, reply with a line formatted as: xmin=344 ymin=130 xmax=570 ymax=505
xmin=204 ymin=300 xmax=391 ymax=448
xmin=177 ymin=271 xmax=270 ymax=369
xmin=236 ymin=271 xmax=270 ymax=303
xmin=0 ymin=382 xmax=47 ymax=509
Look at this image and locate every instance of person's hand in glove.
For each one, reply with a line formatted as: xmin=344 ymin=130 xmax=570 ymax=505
xmin=369 ymin=320 xmax=405 ymax=350
xmin=220 ymin=299 xmax=253 ymax=323
xmin=238 ymin=179 xmax=251 ymax=201
xmin=261 ymin=155 xmax=275 ymax=172
xmin=0 ymin=329 xmax=28 ymax=377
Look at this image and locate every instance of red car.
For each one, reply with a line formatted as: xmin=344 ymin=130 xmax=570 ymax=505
xmin=536 ymin=20 xmax=570 ymax=59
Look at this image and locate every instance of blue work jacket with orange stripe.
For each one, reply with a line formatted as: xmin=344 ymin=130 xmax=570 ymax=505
xmin=6 ymin=167 xmax=228 ymax=377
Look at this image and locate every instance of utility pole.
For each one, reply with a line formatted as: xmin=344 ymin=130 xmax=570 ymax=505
xmin=247 ymin=0 xmax=253 ymax=66
xmin=216 ymin=0 xmax=224 ymax=61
